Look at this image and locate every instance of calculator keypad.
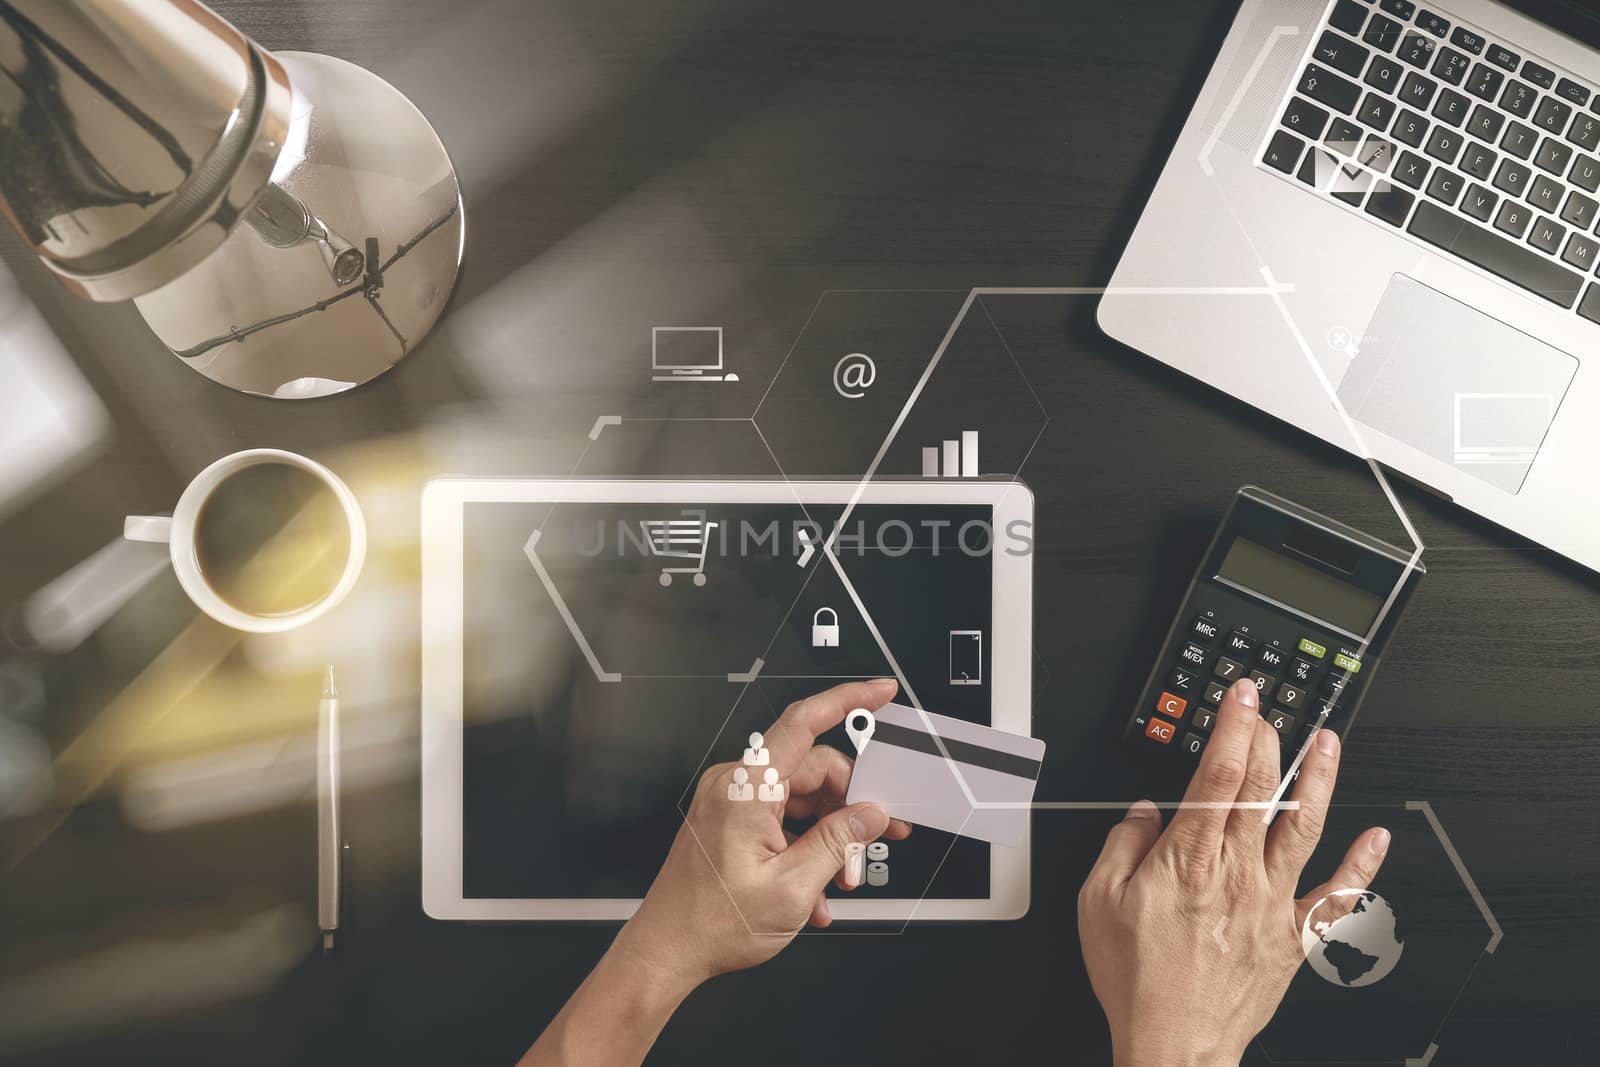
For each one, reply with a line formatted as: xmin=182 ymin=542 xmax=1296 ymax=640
xmin=1135 ymin=618 xmax=1365 ymax=758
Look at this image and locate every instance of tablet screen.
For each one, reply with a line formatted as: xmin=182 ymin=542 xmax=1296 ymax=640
xmin=457 ymin=500 xmax=1007 ymax=905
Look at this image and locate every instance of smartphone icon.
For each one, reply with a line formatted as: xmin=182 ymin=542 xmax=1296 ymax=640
xmin=949 ymin=630 xmax=982 ymax=686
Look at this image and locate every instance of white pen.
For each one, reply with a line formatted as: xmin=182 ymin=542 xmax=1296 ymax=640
xmin=317 ymin=665 xmax=341 ymax=951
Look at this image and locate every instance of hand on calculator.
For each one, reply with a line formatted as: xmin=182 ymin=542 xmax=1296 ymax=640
xmin=520 ymin=679 xmax=911 ymax=1067
xmin=1079 ymin=678 xmax=1392 ymax=1067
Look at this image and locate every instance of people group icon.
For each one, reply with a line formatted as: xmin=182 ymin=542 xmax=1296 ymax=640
xmin=728 ymin=733 xmax=784 ymax=803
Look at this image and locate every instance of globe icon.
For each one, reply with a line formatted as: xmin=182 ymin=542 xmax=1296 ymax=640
xmin=1300 ymin=889 xmax=1404 ymax=988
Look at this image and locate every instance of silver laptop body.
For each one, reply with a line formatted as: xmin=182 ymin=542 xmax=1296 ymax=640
xmin=1101 ymin=0 xmax=1600 ymax=571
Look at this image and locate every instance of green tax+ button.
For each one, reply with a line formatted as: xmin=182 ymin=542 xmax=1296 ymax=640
xmin=1297 ymin=637 xmax=1327 ymax=659
xmin=1332 ymin=652 xmax=1362 ymax=673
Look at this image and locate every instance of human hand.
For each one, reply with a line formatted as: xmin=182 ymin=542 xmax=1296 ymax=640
xmin=614 ymin=678 xmax=913 ymax=988
xmin=1077 ymin=679 xmax=1391 ymax=1067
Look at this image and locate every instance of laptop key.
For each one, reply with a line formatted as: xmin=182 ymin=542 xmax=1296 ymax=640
xmin=1425 ymin=167 xmax=1464 ymax=206
xmin=1399 ymin=72 xmax=1437 ymax=109
xmin=1366 ymin=55 xmax=1404 ymax=94
xmin=1579 ymin=284 xmax=1600 ymax=324
xmin=1364 ymin=14 xmax=1404 ymax=54
xmin=1392 ymin=109 xmax=1430 ymax=148
xmin=1360 ymin=135 xmax=1397 ymax=173
xmin=1501 ymin=121 xmax=1538 ymax=160
xmin=1424 ymin=126 xmax=1462 ymax=164
xmin=1431 ymin=47 xmax=1470 ymax=86
xmin=1399 ymin=33 xmax=1437 ymax=70
xmin=1562 ymin=233 xmax=1599 ymax=272
xmin=1493 ymin=158 xmax=1531 ymax=196
xmin=1432 ymin=88 xmax=1470 ymax=127
xmin=1330 ymin=0 xmax=1369 ymax=36
xmin=1567 ymin=113 xmax=1600 ymax=152
xmin=1529 ymin=216 xmax=1566 ymax=256
xmin=1572 ymin=155 xmax=1600 ymax=193
xmin=1465 ymin=63 xmax=1505 ymax=102
xmin=1366 ymin=181 xmax=1416 ymax=226
xmin=1555 ymin=78 xmax=1591 ymax=108
xmin=1466 ymin=105 xmax=1504 ymax=143
xmin=1487 ymin=44 xmax=1520 ymax=72
xmin=1315 ymin=31 xmax=1371 ymax=78
xmin=1298 ymin=146 xmax=1338 ymax=188
xmin=1451 ymin=26 xmax=1485 ymax=55
xmin=1521 ymin=61 xmax=1556 ymax=91
xmin=1263 ymin=130 xmax=1305 ymax=174
xmin=1331 ymin=166 xmax=1373 ymax=205
xmin=1410 ymin=202 xmax=1583 ymax=306
xmin=1493 ymin=199 xmax=1532 ymax=238
xmin=1501 ymin=80 xmax=1537 ymax=118
xmin=1326 ymin=116 xmax=1365 ymax=155
xmin=1416 ymin=10 xmax=1450 ymax=36
xmin=1561 ymin=191 xmax=1598 ymax=230
xmin=1528 ymin=175 xmax=1563 ymax=212
xmin=1461 ymin=184 xmax=1499 ymax=222
xmin=1299 ymin=64 xmax=1362 ymax=114
xmin=1359 ymin=92 xmax=1397 ymax=130
xmin=1534 ymin=137 xmax=1574 ymax=176
xmin=1534 ymin=97 xmax=1573 ymax=135
xmin=1460 ymin=142 xmax=1497 ymax=180
xmin=1283 ymin=97 xmax=1330 ymax=140
xmin=1381 ymin=0 xmax=1416 ymax=20
xmin=1393 ymin=150 xmax=1431 ymax=188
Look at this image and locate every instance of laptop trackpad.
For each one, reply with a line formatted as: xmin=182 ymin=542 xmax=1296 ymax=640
xmin=1336 ymin=275 xmax=1579 ymax=494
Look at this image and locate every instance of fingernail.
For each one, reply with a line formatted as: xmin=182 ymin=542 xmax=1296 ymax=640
xmin=1316 ymin=728 xmax=1341 ymax=757
xmin=1232 ymin=678 xmax=1258 ymax=708
xmin=870 ymin=678 xmax=898 ymax=688
xmin=844 ymin=842 xmax=865 ymax=887
xmin=1127 ymin=799 xmax=1159 ymax=820
xmin=1370 ymin=827 xmax=1391 ymax=856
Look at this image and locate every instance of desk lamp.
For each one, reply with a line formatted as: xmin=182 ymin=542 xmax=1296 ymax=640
xmin=0 ymin=0 xmax=463 ymax=398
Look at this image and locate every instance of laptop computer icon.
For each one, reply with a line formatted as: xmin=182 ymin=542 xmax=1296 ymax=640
xmin=651 ymin=326 xmax=739 ymax=382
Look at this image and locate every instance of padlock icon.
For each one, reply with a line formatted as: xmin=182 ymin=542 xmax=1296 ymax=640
xmin=811 ymin=606 xmax=840 ymax=648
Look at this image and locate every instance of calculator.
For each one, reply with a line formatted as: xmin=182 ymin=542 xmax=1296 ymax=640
xmin=1126 ymin=487 xmax=1424 ymax=768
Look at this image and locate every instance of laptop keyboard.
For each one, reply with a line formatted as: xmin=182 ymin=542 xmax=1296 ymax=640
xmin=1261 ymin=0 xmax=1600 ymax=325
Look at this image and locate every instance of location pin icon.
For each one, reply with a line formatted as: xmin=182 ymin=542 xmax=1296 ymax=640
xmin=845 ymin=709 xmax=875 ymax=754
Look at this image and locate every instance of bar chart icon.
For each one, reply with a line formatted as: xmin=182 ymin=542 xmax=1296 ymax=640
xmin=921 ymin=431 xmax=979 ymax=478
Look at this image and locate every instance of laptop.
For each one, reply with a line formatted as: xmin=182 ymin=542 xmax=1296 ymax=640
xmin=650 ymin=325 xmax=739 ymax=382
xmin=1100 ymin=0 xmax=1600 ymax=571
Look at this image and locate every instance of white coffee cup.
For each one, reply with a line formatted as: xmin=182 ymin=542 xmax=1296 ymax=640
xmin=123 ymin=449 xmax=367 ymax=633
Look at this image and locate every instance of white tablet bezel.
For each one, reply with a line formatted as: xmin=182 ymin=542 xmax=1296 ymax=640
xmin=421 ymin=478 xmax=1034 ymax=921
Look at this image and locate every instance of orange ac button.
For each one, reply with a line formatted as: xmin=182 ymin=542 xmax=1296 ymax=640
xmin=1144 ymin=717 xmax=1177 ymax=744
xmin=1155 ymin=691 xmax=1188 ymax=719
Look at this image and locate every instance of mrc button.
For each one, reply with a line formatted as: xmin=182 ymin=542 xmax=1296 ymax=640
xmin=1190 ymin=615 xmax=1222 ymax=643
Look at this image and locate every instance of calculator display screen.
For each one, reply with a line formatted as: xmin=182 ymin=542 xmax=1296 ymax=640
xmin=1216 ymin=537 xmax=1381 ymax=636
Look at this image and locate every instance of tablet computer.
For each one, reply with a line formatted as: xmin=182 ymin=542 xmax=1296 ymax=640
xmin=421 ymin=478 xmax=1034 ymax=921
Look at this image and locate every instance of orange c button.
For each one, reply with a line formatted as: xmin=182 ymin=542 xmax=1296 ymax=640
xmin=1155 ymin=691 xmax=1188 ymax=719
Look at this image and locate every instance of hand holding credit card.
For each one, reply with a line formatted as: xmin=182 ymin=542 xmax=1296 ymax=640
xmin=843 ymin=703 xmax=1045 ymax=847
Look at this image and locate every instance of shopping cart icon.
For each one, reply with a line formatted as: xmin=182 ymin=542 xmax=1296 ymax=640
xmin=641 ymin=517 xmax=718 ymax=586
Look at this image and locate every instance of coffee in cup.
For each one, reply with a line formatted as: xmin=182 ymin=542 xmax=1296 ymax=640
xmin=125 ymin=449 xmax=366 ymax=633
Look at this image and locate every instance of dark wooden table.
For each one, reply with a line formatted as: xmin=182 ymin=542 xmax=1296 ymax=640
xmin=3 ymin=1 xmax=1598 ymax=1063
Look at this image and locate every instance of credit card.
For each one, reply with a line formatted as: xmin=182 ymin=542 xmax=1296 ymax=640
xmin=844 ymin=703 xmax=1044 ymax=847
